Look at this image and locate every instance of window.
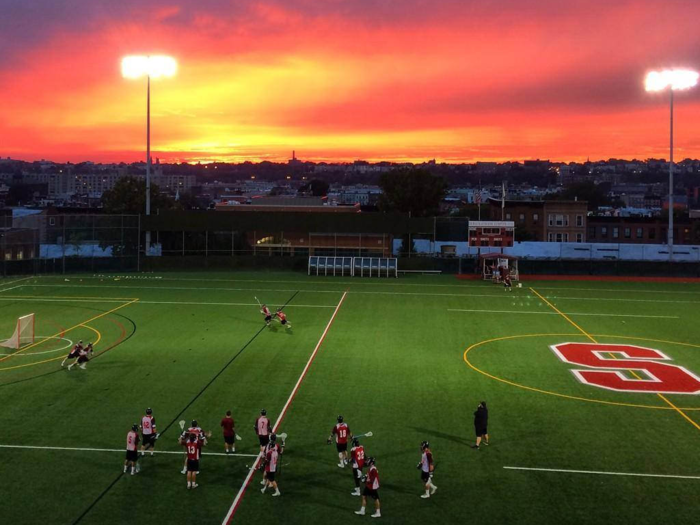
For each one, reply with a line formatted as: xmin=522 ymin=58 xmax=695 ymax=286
xmin=576 ymin=233 xmax=583 ymax=243
xmin=601 ymin=227 xmax=608 ymax=237
xmin=533 ymin=213 xmax=539 ymax=222
xmin=519 ymin=213 xmax=525 ymax=222
xmin=576 ymin=215 xmax=583 ymax=227
xmin=548 ymin=214 xmax=568 ymax=227
xmin=589 ymin=226 xmax=596 ymax=238
xmin=49 ymin=217 xmax=56 ymax=226
xmin=548 ymin=233 xmax=554 ymax=242
xmin=649 ymin=228 xmax=656 ymax=240
xmin=563 ymin=233 xmax=569 ymax=242
xmin=636 ymin=228 xmax=643 ymax=239
xmin=624 ymin=228 xmax=631 ymax=239
xmin=505 ymin=213 xmax=512 ymax=220
xmin=612 ymin=227 xmax=619 ymax=239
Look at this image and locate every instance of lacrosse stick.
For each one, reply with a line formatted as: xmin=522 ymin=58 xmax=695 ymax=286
xmin=355 ymin=431 xmax=373 ymax=438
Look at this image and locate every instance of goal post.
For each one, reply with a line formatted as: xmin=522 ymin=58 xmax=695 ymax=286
xmin=1 ymin=313 xmax=35 ymax=349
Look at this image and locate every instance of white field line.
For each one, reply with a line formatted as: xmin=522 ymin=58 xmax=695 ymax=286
xmin=535 ymin=286 xmax=700 ymax=295
xmin=221 ymin=291 xmax=348 ymax=525
xmin=447 ymin=308 xmax=679 ymax=319
xmin=0 ymin=443 xmax=258 ymax=457
xmin=15 ymin=283 xmax=700 ymax=303
xmin=504 ymin=466 xmax=700 ymax=480
xmin=0 ymin=285 xmax=26 ymax=293
xmin=0 ymin=297 xmax=336 ymax=308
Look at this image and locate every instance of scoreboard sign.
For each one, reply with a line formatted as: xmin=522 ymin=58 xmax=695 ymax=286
xmin=469 ymin=220 xmax=515 ymax=247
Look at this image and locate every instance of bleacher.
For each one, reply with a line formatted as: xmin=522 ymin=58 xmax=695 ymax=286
xmin=308 ymin=256 xmax=397 ymax=277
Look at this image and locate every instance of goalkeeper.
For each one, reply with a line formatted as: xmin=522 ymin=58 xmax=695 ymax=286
xmin=418 ymin=441 xmax=437 ymax=499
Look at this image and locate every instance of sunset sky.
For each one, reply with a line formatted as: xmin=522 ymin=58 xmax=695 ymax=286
xmin=1 ymin=0 xmax=700 ymax=164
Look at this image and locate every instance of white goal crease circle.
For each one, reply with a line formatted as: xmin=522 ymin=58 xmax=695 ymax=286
xmin=4 ymin=336 xmax=73 ymax=357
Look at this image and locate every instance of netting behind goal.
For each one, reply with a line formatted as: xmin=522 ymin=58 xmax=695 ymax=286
xmin=1 ymin=313 xmax=35 ymax=349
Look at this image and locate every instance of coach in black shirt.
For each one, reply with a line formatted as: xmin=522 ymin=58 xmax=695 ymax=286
xmin=473 ymin=401 xmax=489 ymax=449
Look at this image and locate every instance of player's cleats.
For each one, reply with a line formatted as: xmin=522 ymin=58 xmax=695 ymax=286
xmin=79 ymin=364 xmax=86 ymax=369
xmin=430 ymin=486 xmax=438 ymax=495
xmin=338 ymin=462 xmax=344 ymax=468
xmin=123 ymin=466 xmax=127 ymax=473
xmin=181 ymin=468 xmax=187 ymax=474
xmin=191 ymin=483 xmax=198 ymax=489
xmin=351 ymin=489 xmax=361 ymax=496
xmin=421 ymin=493 xmax=430 ymax=499
xmin=272 ymin=490 xmax=281 ymax=497
xmin=371 ymin=511 xmax=381 ymax=518
xmin=355 ymin=509 xmax=366 ymax=516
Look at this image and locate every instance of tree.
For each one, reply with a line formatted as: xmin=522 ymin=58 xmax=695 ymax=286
xmin=378 ymin=168 xmax=448 ymax=217
xmin=545 ymin=181 xmax=611 ymax=211
xmin=298 ymin=179 xmax=329 ymax=197
xmin=101 ymin=177 xmax=174 ymax=214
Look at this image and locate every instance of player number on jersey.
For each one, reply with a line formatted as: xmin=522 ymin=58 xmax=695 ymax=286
xmin=551 ymin=343 xmax=700 ymax=394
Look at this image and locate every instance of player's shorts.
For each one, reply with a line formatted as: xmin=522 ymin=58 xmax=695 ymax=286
xmin=67 ymin=351 xmax=79 ymax=359
xmin=264 ymin=315 xmax=272 ymax=322
xmin=363 ymin=487 xmax=379 ymax=500
xmin=77 ymin=355 xmax=89 ymax=364
xmin=187 ymin=459 xmax=199 ymax=472
xmin=259 ymin=435 xmax=270 ymax=447
xmin=336 ymin=442 xmax=348 ymax=453
xmin=475 ymin=426 xmax=487 ymax=437
xmin=224 ymin=435 xmax=235 ymax=445
xmin=421 ymin=471 xmax=431 ymax=482
xmin=125 ymin=450 xmax=138 ymax=462
xmin=280 ymin=319 xmax=287 ymax=325
xmin=266 ymin=471 xmax=276 ymax=482
xmin=142 ymin=434 xmax=156 ymax=447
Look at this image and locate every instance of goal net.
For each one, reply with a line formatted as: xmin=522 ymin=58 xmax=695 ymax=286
xmin=1 ymin=313 xmax=35 ymax=349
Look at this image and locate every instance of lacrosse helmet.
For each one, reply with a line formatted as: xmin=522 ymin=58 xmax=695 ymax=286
xmin=337 ymin=415 xmax=344 ymax=423
xmin=421 ymin=441 xmax=429 ymax=450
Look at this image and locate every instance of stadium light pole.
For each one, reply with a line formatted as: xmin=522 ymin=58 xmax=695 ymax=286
xmin=121 ymin=55 xmax=177 ymax=252
xmin=645 ymin=69 xmax=698 ymax=259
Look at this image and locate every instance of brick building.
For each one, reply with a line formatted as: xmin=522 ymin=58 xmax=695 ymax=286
xmin=588 ymin=216 xmax=700 ymax=245
xmin=488 ymin=199 xmax=588 ymax=242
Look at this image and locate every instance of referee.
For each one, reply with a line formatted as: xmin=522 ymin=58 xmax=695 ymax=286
xmin=472 ymin=401 xmax=489 ymax=449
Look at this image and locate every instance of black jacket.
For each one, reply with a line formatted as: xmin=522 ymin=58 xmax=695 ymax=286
xmin=474 ymin=406 xmax=488 ymax=427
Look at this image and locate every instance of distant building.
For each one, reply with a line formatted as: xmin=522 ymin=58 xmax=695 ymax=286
xmin=488 ymin=198 xmax=588 ymax=242
xmin=588 ymin=216 xmax=699 ymax=245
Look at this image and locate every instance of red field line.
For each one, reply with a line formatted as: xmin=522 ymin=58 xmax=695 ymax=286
xmin=457 ymin=274 xmax=700 ymax=283
xmin=221 ymin=291 xmax=348 ymax=524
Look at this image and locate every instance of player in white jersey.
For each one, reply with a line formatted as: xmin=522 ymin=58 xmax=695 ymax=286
xmin=418 ymin=441 xmax=437 ymax=498
xmin=255 ymin=409 xmax=271 ymax=453
xmin=261 ymin=435 xmax=281 ymax=497
xmin=123 ymin=424 xmax=140 ymax=475
xmin=140 ymin=408 xmax=158 ymax=457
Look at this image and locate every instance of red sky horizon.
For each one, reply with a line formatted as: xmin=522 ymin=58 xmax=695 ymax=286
xmin=2 ymin=0 xmax=700 ymax=165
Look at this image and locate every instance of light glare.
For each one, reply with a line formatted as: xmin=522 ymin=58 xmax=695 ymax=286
xmin=645 ymin=69 xmax=698 ymax=92
xmin=121 ymin=55 xmax=178 ymax=79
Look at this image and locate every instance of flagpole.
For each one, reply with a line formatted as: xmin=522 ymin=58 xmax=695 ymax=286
xmin=501 ymin=181 xmax=505 ymax=221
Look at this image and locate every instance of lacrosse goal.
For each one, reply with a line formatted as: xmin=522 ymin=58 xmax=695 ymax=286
xmin=1 ymin=313 xmax=35 ymax=349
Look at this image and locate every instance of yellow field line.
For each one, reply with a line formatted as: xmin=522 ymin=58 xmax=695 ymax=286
xmin=530 ymin=287 xmax=700 ymax=432
xmin=657 ymin=394 xmax=700 ymax=432
xmin=0 ymin=299 xmax=138 ymax=363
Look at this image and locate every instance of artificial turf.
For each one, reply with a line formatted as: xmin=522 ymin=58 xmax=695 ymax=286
xmin=1 ymin=272 xmax=700 ymax=525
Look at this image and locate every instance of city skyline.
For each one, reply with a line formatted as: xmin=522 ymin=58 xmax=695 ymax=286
xmin=2 ymin=0 xmax=700 ymax=164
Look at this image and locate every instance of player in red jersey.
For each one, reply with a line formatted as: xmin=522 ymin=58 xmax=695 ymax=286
xmin=260 ymin=304 xmax=273 ymax=326
xmin=275 ymin=309 xmax=291 ymax=329
xmin=259 ymin=432 xmax=284 ymax=487
xmin=140 ymin=408 xmax=158 ymax=457
xmin=180 ymin=420 xmax=210 ymax=474
xmin=180 ymin=432 xmax=205 ymax=489
xmin=260 ymin=433 xmax=282 ymax=497
xmin=123 ymin=424 xmax=140 ymax=476
xmin=418 ymin=441 xmax=437 ymax=498
xmin=350 ymin=437 xmax=365 ymax=496
xmin=86 ymin=342 xmax=94 ymax=357
xmin=328 ymin=415 xmax=352 ymax=468
xmin=61 ymin=340 xmax=83 ymax=368
xmin=255 ymin=409 xmax=271 ymax=453
xmin=355 ymin=457 xmax=381 ymax=518
xmin=500 ymin=265 xmax=512 ymax=291
xmin=221 ymin=410 xmax=236 ymax=454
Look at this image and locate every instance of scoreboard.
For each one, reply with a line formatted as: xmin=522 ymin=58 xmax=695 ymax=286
xmin=468 ymin=221 xmax=515 ymax=247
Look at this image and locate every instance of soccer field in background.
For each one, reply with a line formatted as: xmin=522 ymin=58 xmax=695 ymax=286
xmin=1 ymin=272 xmax=700 ymax=525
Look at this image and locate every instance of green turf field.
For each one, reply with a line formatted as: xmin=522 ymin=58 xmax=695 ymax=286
xmin=2 ymin=271 xmax=700 ymax=525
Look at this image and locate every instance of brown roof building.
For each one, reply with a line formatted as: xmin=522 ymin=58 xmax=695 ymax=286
xmin=488 ymin=199 xmax=588 ymax=242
